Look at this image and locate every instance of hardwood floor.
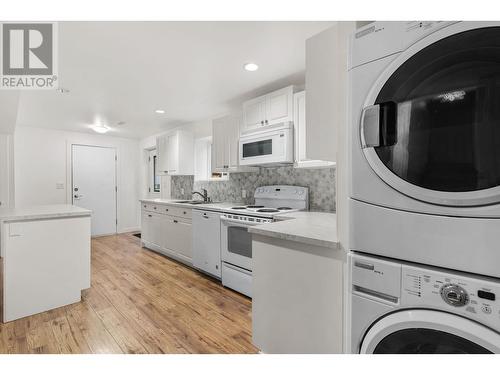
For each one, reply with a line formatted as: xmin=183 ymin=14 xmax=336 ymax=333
xmin=0 ymin=233 xmax=257 ymax=354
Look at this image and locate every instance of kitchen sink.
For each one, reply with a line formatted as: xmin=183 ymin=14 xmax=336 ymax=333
xmin=174 ymin=200 xmax=209 ymax=205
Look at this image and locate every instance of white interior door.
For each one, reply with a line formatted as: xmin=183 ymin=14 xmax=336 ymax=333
xmin=0 ymin=134 xmax=8 ymax=207
xmin=72 ymin=145 xmax=117 ymax=236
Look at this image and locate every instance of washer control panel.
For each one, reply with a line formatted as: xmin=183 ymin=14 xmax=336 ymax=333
xmin=401 ymin=264 xmax=500 ymax=331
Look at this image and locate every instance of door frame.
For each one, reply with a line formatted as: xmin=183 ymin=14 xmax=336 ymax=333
xmin=67 ymin=142 xmax=118 ymax=236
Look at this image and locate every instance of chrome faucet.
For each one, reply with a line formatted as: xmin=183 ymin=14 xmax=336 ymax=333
xmin=192 ymin=188 xmax=210 ymax=202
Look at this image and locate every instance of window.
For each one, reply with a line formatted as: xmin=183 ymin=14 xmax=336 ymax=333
xmin=148 ymin=149 xmax=160 ymax=196
xmin=153 ymin=155 xmax=160 ymax=192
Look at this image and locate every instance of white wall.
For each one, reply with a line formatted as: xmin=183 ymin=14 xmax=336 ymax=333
xmin=14 ymin=126 xmax=141 ymax=233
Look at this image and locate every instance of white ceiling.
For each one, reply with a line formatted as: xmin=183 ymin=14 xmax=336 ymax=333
xmin=14 ymin=21 xmax=334 ymax=139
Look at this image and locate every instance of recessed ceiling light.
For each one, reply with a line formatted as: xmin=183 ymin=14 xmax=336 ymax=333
xmin=56 ymin=88 xmax=70 ymax=94
xmin=155 ymin=109 xmax=165 ymax=114
xmin=244 ymin=63 xmax=259 ymax=72
xmin=90 ymin=125 xmax=110 ymax=134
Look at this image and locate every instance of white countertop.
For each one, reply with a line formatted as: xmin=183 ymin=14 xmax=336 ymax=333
xmin=140 ymin=198 xmax=338 ymax=249
xmin=249 ymin=211 xmax=339 ymax=249
xmin=0 ymin=204 xmax=92 ymax=222
xmin=140 ymin=198 xmax=242 ymax=211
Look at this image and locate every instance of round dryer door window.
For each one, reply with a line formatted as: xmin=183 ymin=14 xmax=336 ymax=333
xmin=361 ymin=25 xmax=500 ymax=206
xmin=360 ymin=310 xmax=500 ymax=354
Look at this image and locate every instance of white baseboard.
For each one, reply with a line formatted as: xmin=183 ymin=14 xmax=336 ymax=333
xmin=118 ymin=227 xmax=141 ymax=234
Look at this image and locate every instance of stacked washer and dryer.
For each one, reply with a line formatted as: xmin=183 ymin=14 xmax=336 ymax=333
xmin=348 ymin=21 xmax=500 ymax=353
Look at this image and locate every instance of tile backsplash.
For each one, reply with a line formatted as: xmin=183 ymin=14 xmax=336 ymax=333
xmin=171 ymin=166 xmax=336 ymax=212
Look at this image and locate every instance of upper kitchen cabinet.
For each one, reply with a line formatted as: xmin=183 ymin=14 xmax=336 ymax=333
xmin=156 ymin=129 xmax=194 ymax=175
xmin=293 ymin=91 xmax=335 ymax=169
xmin=212 ymin=115 xmax=258 ymax=173
xmin=305 ymin=22 xmax=355 ymax=163
xmin=242 ymin=86 xmax=294 ymax=134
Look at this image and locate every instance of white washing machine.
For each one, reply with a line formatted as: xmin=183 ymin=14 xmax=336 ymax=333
xmin=349 ymin=21 xmax=500 ymax=277
xmin=348 ymin=252 xmax=500 ymax=353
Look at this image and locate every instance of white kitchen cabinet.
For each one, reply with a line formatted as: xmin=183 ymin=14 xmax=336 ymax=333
xmin=293 ymin=91 xmax=335 ymax=169
xmin=305 ymin=22 xmax=355 ymax=163
xmin=164 ymin=216 xmax=192 ymax=263
xmin=252 ymin=234 xmax=344 ymax=353
xmin=141 ymin=202 xmax=193 ymax=265
xmin=242 ymin=86 xmax=294 ymax=134
xmin=156 ymin=129 xmax=194 ymax=175
xmin=211 ymin=115 xmax=258 ymax=173
xmin=192 ymin=210 xmax=221 ymax=278
xmin=1 ymin=212 xmax=91 ymax=322
xmin=242 ymin=96 xmax=267 ymax=131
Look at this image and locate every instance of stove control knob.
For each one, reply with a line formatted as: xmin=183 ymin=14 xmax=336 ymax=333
xmin=440 ymin=283 xmax=469 ymax=307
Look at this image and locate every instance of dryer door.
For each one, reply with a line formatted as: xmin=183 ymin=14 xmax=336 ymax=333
xmin=360 ymin=310 xmax=500 ymax=354
xmin=361 ymin=25 xmax=500 ymax=207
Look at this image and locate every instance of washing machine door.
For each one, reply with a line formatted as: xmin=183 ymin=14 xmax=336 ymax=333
xmin=360 ymin=310 xmax=500 ymax=354
xmin=361 ymin=24 xmax=500 ymax=207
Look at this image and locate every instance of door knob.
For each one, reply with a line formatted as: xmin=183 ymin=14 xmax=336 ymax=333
xmin=74 ymin=194 xmax=84 ymax=200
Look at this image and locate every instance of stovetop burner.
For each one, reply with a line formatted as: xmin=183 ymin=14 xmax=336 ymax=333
xmin=277 ymin=207 xmax=292 ymax=210
xmin=231 ymin=206 xmax=247 ymax=210
xmin=257 ymin=208 xmax=280 ymax=213
xmin=246 ymin=205 xmax=265 ymax=208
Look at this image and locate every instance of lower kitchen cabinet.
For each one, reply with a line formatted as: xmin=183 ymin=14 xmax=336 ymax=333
xmin=164 ymin=216 xmax=192 ymax=263
xmin=252 ymin=234 xmax=344 ymax=353
xmin=141 ymin=202 xmax=193 ymax=265
xmin=192 ymin=210 xmax=221 ymax=278
xmin=141 ymin=212 xmax=165 ymax=249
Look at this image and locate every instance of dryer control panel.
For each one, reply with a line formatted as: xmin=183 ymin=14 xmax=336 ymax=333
xmin=401 ymin=264 xmax=500 ymax=331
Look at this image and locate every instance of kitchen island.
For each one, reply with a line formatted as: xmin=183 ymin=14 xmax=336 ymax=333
xmin=0 ymin=204 xmax=91 ymax=322
xmin=249 ymin=211 xmax=344 ymax=354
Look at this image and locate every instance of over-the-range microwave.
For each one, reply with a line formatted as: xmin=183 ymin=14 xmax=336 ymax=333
xmin=239 ymin=122 xmax=294 ymax=166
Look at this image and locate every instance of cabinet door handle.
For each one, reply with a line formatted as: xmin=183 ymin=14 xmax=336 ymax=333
xmin=153 ymin=206 xmax=157 ymax=210
xmin=260 ymin=120 xmax=264 ymax=125
xmin=203 ymin=215 xmax=209 ymax=219
xmin=165 ymin=208 xmax=169 ymax=211
xmin=173 ymin=219 xmax=178 ymax=223
xmin=183 ymin=211 xmax=187 ymax=214
xmin=148 ymin=214 xmax=152 ymax=218
xmin=143 ymin=205 xmax=146 ymax=208
xmin=265 ymin=119 xmax=268 ymax=124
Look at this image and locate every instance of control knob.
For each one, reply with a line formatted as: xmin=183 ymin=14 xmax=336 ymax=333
xmin=440 ymin=283 xmax=469 ymax=307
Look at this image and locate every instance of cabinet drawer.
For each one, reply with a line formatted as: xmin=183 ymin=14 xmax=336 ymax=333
xmin=164 ymin=205 xmax=192 ymax=219
xmin=141 ymin=202 xmax=161 ymax=213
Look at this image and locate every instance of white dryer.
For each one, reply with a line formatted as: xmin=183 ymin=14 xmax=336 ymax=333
xmin=348 ymin=252 xmax=500 ymax=354
xmin=349 ymin=21 xmax=500 ymax=277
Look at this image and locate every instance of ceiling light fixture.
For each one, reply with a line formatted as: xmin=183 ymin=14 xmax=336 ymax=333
xmin=90 ymin=124 xmax=110 ymax=134
xmin=244 ymin=63 xmax=259 ymax=72
xmin=155 ymin=109 xmax=165 ymax=114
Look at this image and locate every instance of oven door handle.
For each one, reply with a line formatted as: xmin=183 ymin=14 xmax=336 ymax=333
xmin=220 ymin=216 xmax=263 ymax=226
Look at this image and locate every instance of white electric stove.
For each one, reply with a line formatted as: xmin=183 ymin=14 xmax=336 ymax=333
xmin=220 ymin=185 xmax=309 ymax=297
